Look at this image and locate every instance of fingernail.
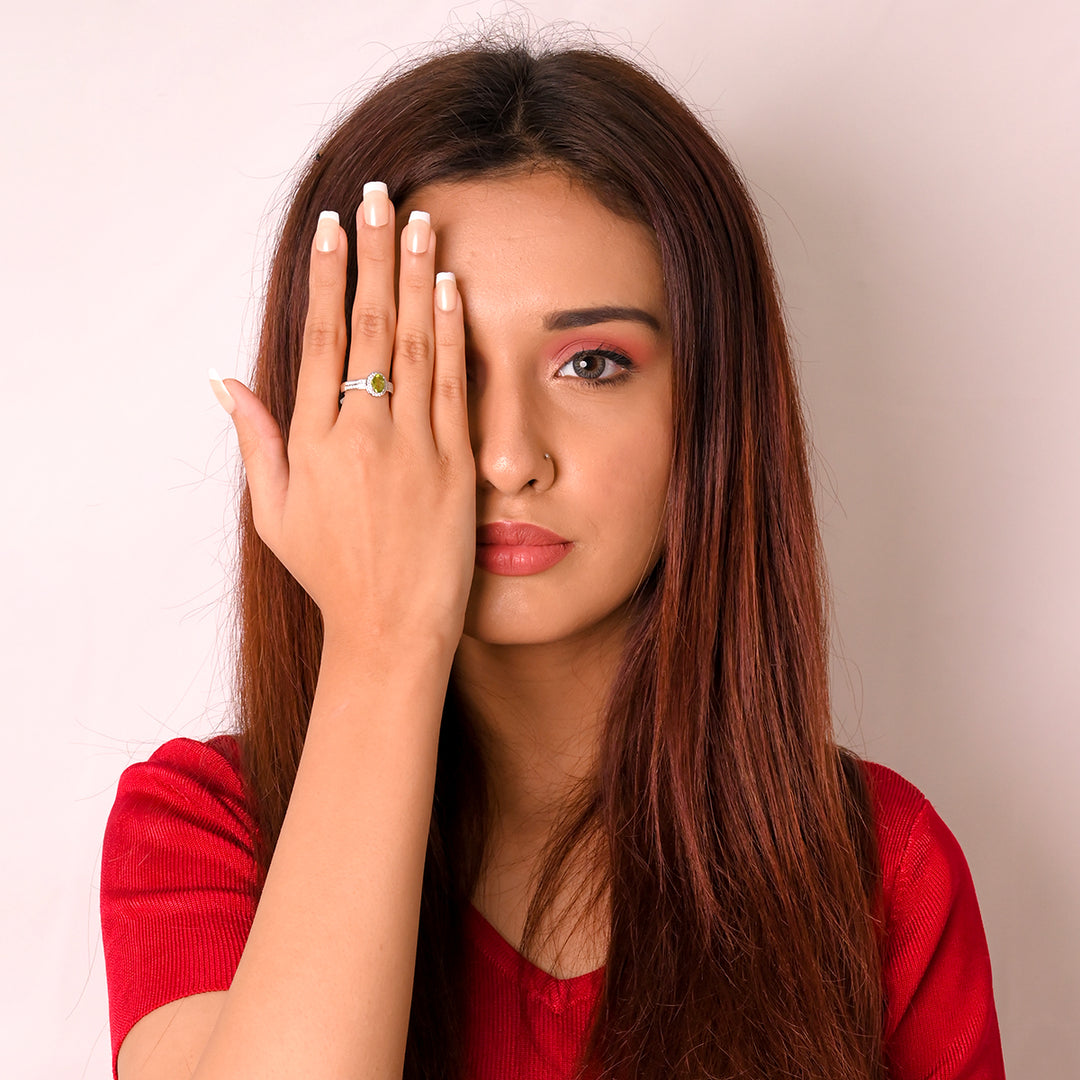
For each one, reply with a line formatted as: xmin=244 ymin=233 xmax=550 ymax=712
xmin=435 ymin=271 xmax=457 ymax=312
xmin=362 ymin=181 xmax=390 ymax=227
xmin=405 ymin=210 xmax=431 ymax=254
xmin=315 ymin=210 xmax=340 ymax=252
xmin=208 ymin=368 xmax=236 ymax=414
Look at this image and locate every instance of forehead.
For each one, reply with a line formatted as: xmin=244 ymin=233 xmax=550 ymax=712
xmin=401 ymin=171 xmax=668 ymax=334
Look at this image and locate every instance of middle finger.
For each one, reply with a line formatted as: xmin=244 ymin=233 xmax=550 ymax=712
xmin=386 ymin=209 xmax=438 ymax=437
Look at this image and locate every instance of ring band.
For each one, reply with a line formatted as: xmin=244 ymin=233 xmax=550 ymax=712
xmin=340 ymin=372 xmax=393 ymax=398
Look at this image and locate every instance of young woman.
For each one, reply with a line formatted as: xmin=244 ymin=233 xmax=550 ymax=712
xmin=100 ymin=41 xmax=1006 ymax=1080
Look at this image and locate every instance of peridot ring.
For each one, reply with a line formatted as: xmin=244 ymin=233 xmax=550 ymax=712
xmin=340 ymin=371 xmax=393 ymax=399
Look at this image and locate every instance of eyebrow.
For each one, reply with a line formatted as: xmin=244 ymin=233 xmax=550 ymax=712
xmin=542 ymin=306 xmax=663 ymax=333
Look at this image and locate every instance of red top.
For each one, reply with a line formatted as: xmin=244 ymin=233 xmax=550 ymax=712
xmin=100 ymin=736 xmax=1006 ymax=1078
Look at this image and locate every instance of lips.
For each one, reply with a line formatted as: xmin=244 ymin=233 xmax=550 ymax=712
xmin=476 ymin=522 xmax=569 ymax=547
xmin=475 ymin=521 xmax=573 ymax=576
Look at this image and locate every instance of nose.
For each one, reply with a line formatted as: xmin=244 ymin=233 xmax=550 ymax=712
xmin=469 ymin=373 xmax=553 ymax=495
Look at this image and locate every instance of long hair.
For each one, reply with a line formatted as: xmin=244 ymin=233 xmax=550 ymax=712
xmin=235 ymin=40 xmax=885 ymax=1080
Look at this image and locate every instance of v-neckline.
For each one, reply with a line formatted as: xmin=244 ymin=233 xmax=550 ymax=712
xmin=466 ymin=903 xmax=605 ymax=1012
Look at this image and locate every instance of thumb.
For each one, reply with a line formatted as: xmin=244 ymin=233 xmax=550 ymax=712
xmin=209 ymin=368 xmax=288 ymax=541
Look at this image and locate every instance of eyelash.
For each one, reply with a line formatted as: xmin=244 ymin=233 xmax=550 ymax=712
xmin=555 ymin=347 xmax=635 ymax=388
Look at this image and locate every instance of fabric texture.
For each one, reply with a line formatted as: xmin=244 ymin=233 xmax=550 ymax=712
xmin=100 ymin=736 xmax=1006 ymax=1078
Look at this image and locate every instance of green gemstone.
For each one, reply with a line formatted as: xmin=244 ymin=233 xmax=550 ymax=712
xmin=369 ymin=372 xmax=386 ymax=395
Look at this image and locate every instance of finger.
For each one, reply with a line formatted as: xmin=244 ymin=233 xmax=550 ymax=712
xmin=430 ymin=272 xmax=471 ymax=459
xmin=210 ymin=371 xmax=289 ymax=547
xmin=292 ymin=211 xmax=349 ymax=439
xmin=343 ymin=183 xmax=397 ymax=404
xmin=387 ymin=210 xmax=437 ymax=435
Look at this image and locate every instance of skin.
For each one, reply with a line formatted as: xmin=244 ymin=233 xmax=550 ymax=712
xmin=401 ymin=171 xmax=673 ymax=870
xmin=117 ymin=170 xmax=673 ymax=1078
xmin=401 ymin=172 xmax=674 ymax=971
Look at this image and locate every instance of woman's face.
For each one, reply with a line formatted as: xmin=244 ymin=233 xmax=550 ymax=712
xmin=400 ymin=171 xmax=673 ymax=647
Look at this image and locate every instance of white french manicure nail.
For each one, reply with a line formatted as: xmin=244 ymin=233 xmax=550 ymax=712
xmin=406 ymin=210 xmax=431 ymax=254
xmin=362 ymin=182 xmax=389 ymax=227
xmin=208 ymin=368 xmax=236 ymax=414
xmin=315 ymin=210 xmax=340 ymax=252
xmin=435 ymin=271 xmax=457 ymax=312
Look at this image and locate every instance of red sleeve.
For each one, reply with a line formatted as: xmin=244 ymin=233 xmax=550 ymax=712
xmin=99 ymin=735 xmax=260 ymax=1078
xmin=865 ymin=763 xmax=1006 ymax=1079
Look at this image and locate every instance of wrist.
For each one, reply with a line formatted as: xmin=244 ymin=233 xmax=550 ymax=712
xmin=306 ymin=625 xmax=458 ymax=750
xmin=319 ymin=620 xmax=459 ymax=680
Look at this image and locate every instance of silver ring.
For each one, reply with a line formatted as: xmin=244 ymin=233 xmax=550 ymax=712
xmin=340 ymin=371 xmax=393 ymax=399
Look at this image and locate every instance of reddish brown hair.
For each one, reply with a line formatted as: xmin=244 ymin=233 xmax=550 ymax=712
xmin=236 ymin=41 xmax=885 ymax=1080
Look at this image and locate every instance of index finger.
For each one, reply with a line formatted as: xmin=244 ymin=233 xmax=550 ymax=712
xmin=291 ymin=210 xmax=349 ymax=440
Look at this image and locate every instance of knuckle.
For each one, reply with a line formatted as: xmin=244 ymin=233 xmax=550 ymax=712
xmin=357 ymin=238 xmax=393 ymax=265
xmin=340 ymin=426 xmax=367 ymax=458
xmin=304 ymin=320 xmax=344 ymax=352
xmin=433 ymin=374 xmax=465 ymax=405
xmin=389 ymin=440 xmax=421 ymax=472
xmin=433 ymin=327 xmax=461 ymax=352
xmin=341 ymin=424 xmax=382 ymax=461
xmin=351 ymin=305 xmax=393 ymax=341
xmin=310 ymin=261 xmax=340 ymax=284
xmin=308 ymin=274 xmax=343 ymax=304
xmin=396 ymin=329 xmax=432 ymax=365
xmin=400 ymin=270 xmax=431 ymax=296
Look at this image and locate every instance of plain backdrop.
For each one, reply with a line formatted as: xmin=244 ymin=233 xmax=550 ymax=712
xmin=2 ymin=1 xmax=1077 ymax=1076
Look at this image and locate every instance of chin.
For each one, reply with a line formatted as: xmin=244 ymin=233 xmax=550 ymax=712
xmin=461 ymin=578 xmax=635 ymax=650
xmin=460 ymin=606 xmax=574 ymax=648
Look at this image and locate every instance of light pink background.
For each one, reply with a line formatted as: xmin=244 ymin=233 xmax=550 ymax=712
xmin=3 ymin=2 xmax=1076 ymax=1076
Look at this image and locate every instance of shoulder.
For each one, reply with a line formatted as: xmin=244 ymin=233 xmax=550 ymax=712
xmin=105 ymin=734 xmax=246 ymax=835
xmin=857 ymin=758 xmax=981 ymax=961
xmin=110 ymin=734 xmax=245 ymax=805
xmin=857 ymin=760 xmax=1005 ymax=1078
xmin=102 ymin=733 xmax=255 ymax=888
xmin=859 ymin=760 xmax=964 ymax=912
xmin=102 ymin=731 xmax=256 ymax=887
xmin=101 ymin=735 xmax=258 ymax=1076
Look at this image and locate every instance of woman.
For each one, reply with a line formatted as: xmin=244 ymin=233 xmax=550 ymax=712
xmin=100 ymin=40 xmax=1005 ymax=1080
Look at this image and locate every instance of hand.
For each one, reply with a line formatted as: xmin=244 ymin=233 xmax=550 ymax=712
xmin=213 ymin=188 xmax=476 ymax=646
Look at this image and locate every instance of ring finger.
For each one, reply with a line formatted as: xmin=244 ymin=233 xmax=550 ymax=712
xmin=343 ymin=181 xmax=398 ymax=410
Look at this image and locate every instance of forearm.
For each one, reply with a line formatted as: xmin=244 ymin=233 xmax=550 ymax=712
xmin=192 ymin=630 xmax=454 ymax=1080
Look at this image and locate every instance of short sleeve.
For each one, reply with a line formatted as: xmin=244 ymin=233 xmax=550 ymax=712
xmin=100 ymin=735 xmax=260 ymax=1077
xmin=865 ymin=763 xmax=1006 ymax=1079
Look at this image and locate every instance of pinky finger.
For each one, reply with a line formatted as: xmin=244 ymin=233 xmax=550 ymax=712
xmin=209 ymin=369 xmax=289 ymax=545
xmin=430 ymin=273 xmax=469 ymax=458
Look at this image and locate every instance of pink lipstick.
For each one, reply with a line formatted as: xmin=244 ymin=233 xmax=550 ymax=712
xmin=475 ymin=521 xmax=573 ymax=576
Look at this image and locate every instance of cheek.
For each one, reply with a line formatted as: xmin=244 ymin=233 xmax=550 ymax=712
xmin=581 ymin=418 xmax=672 ymax=553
